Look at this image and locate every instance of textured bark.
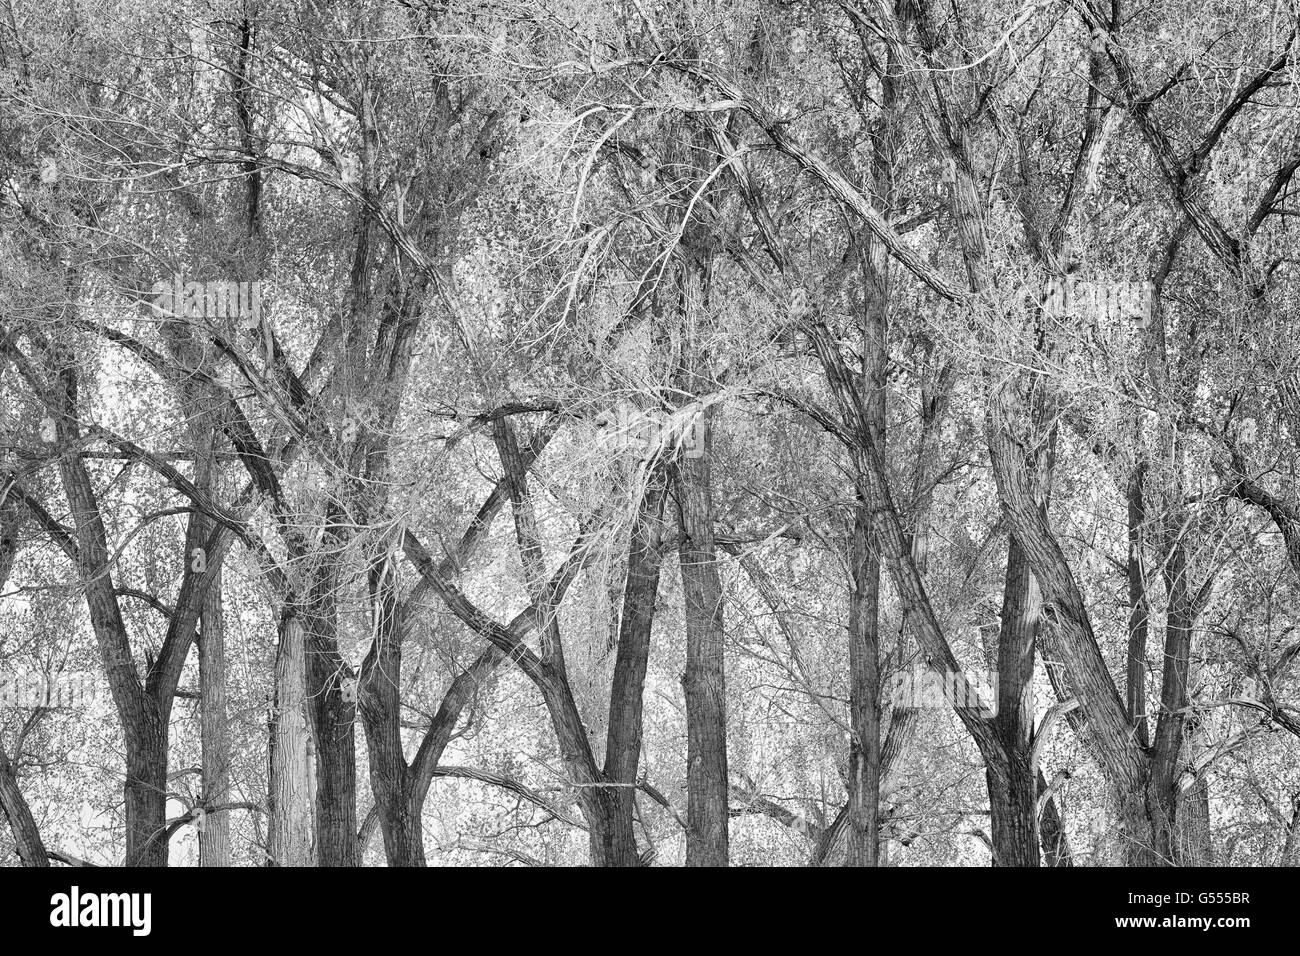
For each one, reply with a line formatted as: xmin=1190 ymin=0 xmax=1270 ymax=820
xmin=673 ymin=407 xmax=730 ymax=867
xmin=1126 ymin=465 xmax=1150 ymax=747
xmin=358 ymin=560 xmax=425 ymax=867
xmin=988 ymin=537 xmax=1041 ymax=867
xmin=845 ymin=495 xmax=882 ymax=868
xmin=0 ymin=741 xmax=49 ymax=866
xmin=985 ymin=399 xmax=1149 ymax=806
xmin=1038 ymin=771 xmax=1073 ymax=867
xmin=53 ymin=362 xmax=172 ymax=867
xmin=1283 ymin=796 xmax=1300 ymax=866
xmin=197 ymin=567 xmax=231 ymax=867
xmin=191 ymin=418 xmax=231 ymax=867
xmin=303 ymin=555 xmax=357 ymax=867
xmin=267 ymin=612 xmax=313 ymax=866
xmin=600 ymin=472 xmax=668 ymax=866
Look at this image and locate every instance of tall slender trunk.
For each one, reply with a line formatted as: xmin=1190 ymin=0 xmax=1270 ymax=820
xmin=358 ymin=565 xmax=426 ymax=867
xmin=489 ymin=420 xmax=619 ymax=863
xmin=1126 ymin=465 xmax=1150 ymax=747
xmin=197 ymin=565 xmax=231 ymax=866
xmin=193 ymin=422 xmax=231 ymax=867
xmin=599 ymin=472 xmax=667 ymax=866
xmin=845 ymin=492 xmax=881 ymax=867
xmin=673 ymin=406 xmax=729 ymax=867
xmin=845 ymin=236 xmax=889 ymax=866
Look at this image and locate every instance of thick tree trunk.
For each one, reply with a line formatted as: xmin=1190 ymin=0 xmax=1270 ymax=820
xmin=268 ymin=612 xmax=313 ymax=866
xmin=124 ymin=714 xmax=169 ymax=866
xmin=1126 ymin=466 xmax=1150 ymax=747
xmin=986 ymin=752 xmax=1038 ymax=867
xmin=987 ymin=537 xmax=1041 ymax=867
xmin=673 ymin=407 xmax=730 ymax=867
xmin=303 ymin=562 xmax=357 ymax=866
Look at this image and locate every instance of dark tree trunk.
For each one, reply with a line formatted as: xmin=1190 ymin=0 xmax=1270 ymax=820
xmin=987 ymin=536 xmax=1041 ymax=867
xmin=0 ymin=744 xmax=49 ymax=866
xmin=600 ymin=471 xmax=668 ymax=867
xmin=845 ymin=494 xmax=882 ymax=867
xmin=672 ymin=407 xmax=730 ymax=867
xmin=304 ymin=557 xmax=358 ymax=867
xmin=124 ymin=714 xmax=169 ymax=866
xmin=359 ymin=563 xmax=426 ymax=867
xmin=1038 ymin=771 xmax=1073 ymax=867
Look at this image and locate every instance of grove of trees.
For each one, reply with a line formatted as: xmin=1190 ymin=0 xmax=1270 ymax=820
xmin=2 ymin=0 xmax=1299 ymax=867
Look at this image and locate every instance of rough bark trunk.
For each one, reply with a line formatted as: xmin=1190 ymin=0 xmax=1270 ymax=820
xmin=0 ymin=744 xmax=49 ymax=866
xmin=303 ymin=558 xmax=357 ymax=866
xmin=673 ymin=407 xmax=730 ymax=867
xmin=193 ymin=420 xmax=231 ymax=867
xmin=1038 ymin=771 xmax=1073 ymax=867
xmin=988 ymin=536 xmax=1041 ymax=867
xmin=1126 ymin=465 xmax=1150 ymax=747
xmin=358 ymin=565 xmax=426 ymax=867
xmin=845 ymin=494 xmax=882 ymax=867
xmin=600 ymin=472 xmax=668 ymax=867
xmin=267 ymin=612 xmax=313 ymax=866
xmin=197 ymin=568 xmax=231 ymax=866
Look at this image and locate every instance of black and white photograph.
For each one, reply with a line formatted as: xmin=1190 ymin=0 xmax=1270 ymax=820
xmin=0 ymin=0 xmax=1293 ymax=926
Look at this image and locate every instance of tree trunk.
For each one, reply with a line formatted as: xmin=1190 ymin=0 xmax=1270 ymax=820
xmin=600 ymin=471 xmax=667 ymax=866
xmin=358 ymin=567 xmax=426 ymax=867
xmin=1038 ymin=771 xmax=1073 ymax=867
xmin=124 ymin=714 xmax=169 ymax=866
xmin=673 ymin=407 xmax=730 ymax=867
xmin=268 ymin=612 xmax=313 ymax=866
xmin=197 ymin=569 xmax=231 ymax=866
xmin=987 ymin=537 xmax=1041 ymax=867
xmin=0 ymin=744 xmax=49 ymax=866
xmin=303 ymin=560 xmax=358 ymax=866
xmin=845 ymin=494 xmax=882 ymax=867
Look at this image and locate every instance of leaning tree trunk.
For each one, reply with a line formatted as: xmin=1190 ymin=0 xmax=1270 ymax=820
xmin=0 ymin=504 xmax=48 ymax=866
xmin=0 ymin=743 xmax=49 ymax=866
